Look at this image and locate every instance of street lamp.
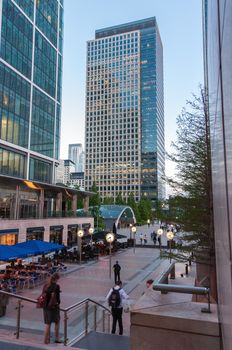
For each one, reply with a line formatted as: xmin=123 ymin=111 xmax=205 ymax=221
xmin=105 ymin=232 xmax=115 ymax=279
xmin=88 ymin=227 xmax=94 ymax=244
xmin=129 ymin=223 xmax=132 ymax=239
xmin=77 ymin=229 xmax=84 ymax=264
xmin=157 ymin=228 xmax=163 ymax=251
xmin=132 ymin=226 xmax=137 ymax=253
xmin=167 ymin=231 xmax=174 ymax=263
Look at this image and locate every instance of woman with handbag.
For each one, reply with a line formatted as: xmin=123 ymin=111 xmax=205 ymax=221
xmin=42 ymin=272 xmax=61 ymax=344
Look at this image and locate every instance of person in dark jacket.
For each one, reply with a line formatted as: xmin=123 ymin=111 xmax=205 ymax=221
xmin=43 ymin=272 xmax=61 ymax=344
xmin=113 ymin=261 xmax=121 ymax=284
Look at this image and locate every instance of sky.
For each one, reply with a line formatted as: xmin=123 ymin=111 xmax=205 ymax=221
xmin=61 ymin=0 xmax=204 ymax=164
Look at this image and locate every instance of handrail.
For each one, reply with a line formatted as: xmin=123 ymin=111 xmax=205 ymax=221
xmin=62 ymin=297 xmax=111 ymax=314
xmin=152 ymin=263 xmax=211 ymax=313
xmin=0 ymin=290 xmax=111 ymax=345
xmin=0 ymin=290 xmax=37 ymax=304
xmin=0 ymin=291 xmax=111 ymax=314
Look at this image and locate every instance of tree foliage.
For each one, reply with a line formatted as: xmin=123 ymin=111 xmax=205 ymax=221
xmin=166 ymin=87 xmax=215 ymax=269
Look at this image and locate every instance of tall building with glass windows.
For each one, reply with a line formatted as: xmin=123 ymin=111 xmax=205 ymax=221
xmin=68 ymin=143 xmax=85 ymax=172
xmin=0 ymin=0 xmax=63 ymax=184
xmin=85 ymin=17 xmax=165 ymax=203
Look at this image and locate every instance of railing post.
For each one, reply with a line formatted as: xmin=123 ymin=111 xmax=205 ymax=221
xmin=102 ymin=310 xmax=105 ymax=332
xmin=94 ymin=305 xmax=97 ymax=331
xmin=85 ymin=300 xmax=89 ymax=336
xmin=108 ymin=312 xmax=111 ymax=333
xmin=63 ymin=310 xmax=68 ymax=346
xmin=15 ymin=299 xmax=22 ymax=339
xmin=170 ymin=263 xmax=175 ymax=279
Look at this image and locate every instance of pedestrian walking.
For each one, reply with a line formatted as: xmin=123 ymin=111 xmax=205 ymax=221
xmin=42 ymin=272 xmax=62 ymax=344
xmin=113 ymin=261 xmax=121 ymax=284
xmin=0 ymin=283 xmax=10 ymax=317
xmin=139 ymin=233 xmax=143 ymax=245
xmin=153 ymin=231 xmax=157 ymax=245
xmin=144 ymin=234 xmax=147 ymax=244
xmin=106 ymin=280 xmax=129 ymax=335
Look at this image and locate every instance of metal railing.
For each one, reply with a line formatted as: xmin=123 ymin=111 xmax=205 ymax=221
xmin=0 ymin=290 xmax=111 ymax=346
xmin=152 ymin=262 xmax=211 ymax=313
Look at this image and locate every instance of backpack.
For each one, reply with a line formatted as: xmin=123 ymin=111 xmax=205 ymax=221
xmin=108 ymin=288 xmax=121 ymax=308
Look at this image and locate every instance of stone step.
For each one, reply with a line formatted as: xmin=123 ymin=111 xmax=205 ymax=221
xmin=72 ymin=331 xmax=130 ymax=350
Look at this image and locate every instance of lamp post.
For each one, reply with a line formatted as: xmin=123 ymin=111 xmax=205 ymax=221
xmin=77 ymin=229 xmax=84 ymax=264
xmin=88 ymin=227 xmax=94 ymax=245
xmin=132 ymin=226 xmax=137 ymax=253
xmin=167 ymin=231 xmax=174 ymax=263
xmin=129 ymin=223 xmax=132 ymax=240
xmin=157 ymin=228 xmax=163 ymax=252
xmin=105 ymin=232 xmax=115 ymax=279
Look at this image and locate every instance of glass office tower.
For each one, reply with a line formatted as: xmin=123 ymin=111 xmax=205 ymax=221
xmin=85 ymin=17 xmax=165 ymax=203
xmin=0 ymin=0 xmax=63 ymax=184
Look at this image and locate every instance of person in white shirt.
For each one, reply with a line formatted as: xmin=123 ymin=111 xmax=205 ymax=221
xmin=106 ymin=280 xmax=129 ymax=335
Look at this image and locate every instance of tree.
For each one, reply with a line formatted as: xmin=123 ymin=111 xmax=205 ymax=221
xmin=102 ymin=196 xmax=114 ymax=205
xmin=138 ymin=197 xmax=152 ymax=223
xmin=115 ymin=192 xmax=126 ymax=205
xmin=89 ymin=182 xmax=102 ymax=230
xmin=127 ymin=193 xmax=141 ymax=222
xmin=166 ymin=86 xmax=216 ymax=300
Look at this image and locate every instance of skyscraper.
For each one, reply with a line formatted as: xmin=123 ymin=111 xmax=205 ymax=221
xmin=85 ymin=17 xmax=165 ymax=203
xmin=0 ymin=0 xmax=63 ymax=184
xmin=68 ymin=143 xmax=85 ymax=172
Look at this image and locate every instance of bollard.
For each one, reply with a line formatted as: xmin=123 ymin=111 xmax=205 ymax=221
xmin=185 ymin=264 xmax=189 ymax=275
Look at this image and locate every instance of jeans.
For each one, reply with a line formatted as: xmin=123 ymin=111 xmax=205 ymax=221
xmin=111 ymin=307 xmax=123 ymax=335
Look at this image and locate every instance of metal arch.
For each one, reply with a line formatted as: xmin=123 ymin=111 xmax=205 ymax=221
xmin=114 ymin=206 xmax=136 ymax=228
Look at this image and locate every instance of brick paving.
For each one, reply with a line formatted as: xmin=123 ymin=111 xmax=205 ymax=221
xmin=0 ymin=224 xmax=191 ymax=349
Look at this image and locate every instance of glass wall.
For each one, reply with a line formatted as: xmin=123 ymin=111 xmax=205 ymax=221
xmin=13 ymin=0 xmax=34 ymax=20
xmin=29 ymin=157 xmax=52 ymax=183
xmin=26 ymin=228 xmax=44 ymax=241
xmin=34 ymin=31 xmax=57 ymax=98
xmin=67 ymin=225 xmax=78 ymax=247
xmin=0 ymin=63 xmax=30 ymax=148
xmin=0 ymin=147 xmax=25 ymax=179
xmin=0 ymin=232 xmax=18 ymax=245
xmin=1 ymin=0 xmax=33 ymax=79
xmin=50 ymin=226 xmax=63 ymax=244
xmin=31 ymin=88 xmax=55 ymax=158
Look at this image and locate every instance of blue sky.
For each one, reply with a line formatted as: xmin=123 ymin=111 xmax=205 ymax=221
xmin=60 ymin=0 xmax=203 ymax=159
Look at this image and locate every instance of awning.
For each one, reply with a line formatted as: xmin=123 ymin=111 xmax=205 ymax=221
xmin=0 ymin=244 xmax=30 ymax=261
xmin=14 ymin=240 xmax=64 ymax=256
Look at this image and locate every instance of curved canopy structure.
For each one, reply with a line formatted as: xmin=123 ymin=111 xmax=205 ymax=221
xmin=99 ymin=205 xmax=136 ymax=229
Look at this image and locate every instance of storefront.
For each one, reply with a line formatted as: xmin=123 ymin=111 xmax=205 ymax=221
xmin=0 ymin=229 xmax=19 ymax=245
xmin=67 ymin=224 xmax=78 ymax=247
xmin=49 ymin=225 xmax=63 ymax=245
xmin=26 ymin=227 xmax=44 ymax=241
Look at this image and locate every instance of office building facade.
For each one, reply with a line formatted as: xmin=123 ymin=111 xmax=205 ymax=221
xmin=0 ymin=0 xmax=63 ymax=184
xmin=85 ymin=17 xmax=165 ymax=203
xmin=0 ymin=1 xmax=94 ymax=246
xmin=203 ymin=0 xmax=232 ymax=348
xmin=68 ymin=143 xmax=85 ymax=172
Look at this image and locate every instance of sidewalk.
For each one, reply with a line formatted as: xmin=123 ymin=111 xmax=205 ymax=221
xmin=0 ymin=241 xmax=195 ymax=349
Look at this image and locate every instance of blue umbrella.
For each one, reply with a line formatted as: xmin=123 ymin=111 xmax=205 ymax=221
xmin=0 ymin=244 xmax=29 ymax=261
xmin=13 ymin=240 xmax=64 ymax=256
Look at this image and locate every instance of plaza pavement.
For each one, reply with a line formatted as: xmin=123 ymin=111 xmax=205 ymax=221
xmin=0 ymin=224 xmax=184 ymax=349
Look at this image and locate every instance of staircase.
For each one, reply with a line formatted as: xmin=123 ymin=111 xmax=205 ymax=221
xmin=72 ymin=331 xmax=130 ymax=350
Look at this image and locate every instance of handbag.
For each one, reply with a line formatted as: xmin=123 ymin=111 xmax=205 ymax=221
xmin=36 ymin=292 xmax=46 ymax=308
xmin=47 ymin=291 xmax=58 ymax=310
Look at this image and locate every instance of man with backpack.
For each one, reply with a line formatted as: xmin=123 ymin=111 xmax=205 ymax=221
xmin=106 ymin=280 xmax=129 ymax=335
xmin=113 ymin=261 xmax=121 ymax=284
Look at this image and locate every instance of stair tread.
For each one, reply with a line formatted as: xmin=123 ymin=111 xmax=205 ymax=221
xmin=72 ymin=331 xmax=130 ymax=350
